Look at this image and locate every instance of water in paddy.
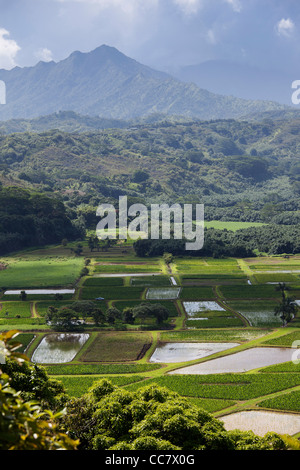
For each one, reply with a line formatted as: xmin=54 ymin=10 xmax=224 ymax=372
xmin=221 ymin=410 xmax=300 ymax=437
xmin=150 ymin=342 xmax=240 ymax=363
xmin=146 ymin=287 xmax=181 ymax=300
xmin=32 ymin=333 xmax=89 ymax=364
xmin=169 ymin=347 xmax=296 ymax=374
xmin=4 ymin=289 xmax=75 ymax=295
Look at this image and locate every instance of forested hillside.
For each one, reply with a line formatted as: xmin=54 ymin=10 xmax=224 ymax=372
xmin=0 ymin=115 xmax=299 ymax=255
xmin=0 ymin=187 xmax=83 ymax=254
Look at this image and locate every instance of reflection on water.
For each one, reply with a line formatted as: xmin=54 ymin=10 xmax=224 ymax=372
xmin=150 ymin=342 xmax=240 ymax=363
xmin=32 ymin=333 xmax=89 ymax=364
xmin=169 ymin=347 xmax=296 ymax=374
xmin=4 ymin=289 xmax=75 ymax=295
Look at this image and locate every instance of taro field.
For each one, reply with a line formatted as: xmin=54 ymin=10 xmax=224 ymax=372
xmin=1 ymin=243 xmax=300 ymax=438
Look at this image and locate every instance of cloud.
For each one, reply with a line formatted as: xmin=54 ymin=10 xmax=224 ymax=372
xmin=206 ymin=28 xmax=218 ymax=45
xmin=36 ymin=48 xmax=54 ymax=62
xmin=224 ymin=0 xmax=242 ymax=13
xmin=173 ymin=0 xmax=204 ymax=15
xmin=275 ymin=18 xmax=295 ymax=37
xmin=0 ymin=28 xmax=20 ymax=69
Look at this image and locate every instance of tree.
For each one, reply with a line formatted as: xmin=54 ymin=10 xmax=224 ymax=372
xmin=274 ymin=283 xmax=299 ymax=326
xmin=122 ymin=307 xmax=134 ymax=325
xmin=60 ymin=378 xmax=290 ymax=451
xmin=68 ymin=301 xmax=105 ymax=326
xmin=133 ymin=303 xmax=169 ymax=325
xmin=274 ymin=297 xmax=298 ymax=326
xmin=2 ymin=356 xmax=67 ymax=409
xmin=19 ymin=290 xmax=27 ymax=301
xmin=0 ymin=330 xmax=78 ymax=450
xmin=46 ymin=307 xmax=82 ymax=331
xmin=105 ymin=307 xmax=122 ymax=325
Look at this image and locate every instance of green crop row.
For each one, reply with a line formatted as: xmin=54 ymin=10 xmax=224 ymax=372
xmin=124 ymin=373 xmax=300 ymax=401
xmin=258 ymin=390 xmax=300 ymax=412
xmin=57 ymin=375 xmax=146 ymax=398
xmin=46 ymin=363 xmax=161 ymax=375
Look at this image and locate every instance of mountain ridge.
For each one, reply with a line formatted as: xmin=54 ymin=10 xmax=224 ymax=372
xmin=0 ymin=45 xmax=288 ymax=121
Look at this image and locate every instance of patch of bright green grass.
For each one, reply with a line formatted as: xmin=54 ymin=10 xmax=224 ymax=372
xmin=80 ymin=286 xmax=144 ymax=301
xmin=220 ymin=285 xmax=281 ymax=299
xmin=0 ymin=301 xmax=32 ymax=318
xmin=58 ymin=375 xmax=146 ymax=398
xmin=0 ymin=257 xmax=84 ymax=288
xmin=258 ymin=390 xmax=300 ymax=412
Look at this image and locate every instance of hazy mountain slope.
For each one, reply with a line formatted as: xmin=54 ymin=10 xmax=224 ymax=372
xmin=172 ymin=60 xmax=295 ymax=106
xmin=0 ymin=45 xmax=287 ymax=121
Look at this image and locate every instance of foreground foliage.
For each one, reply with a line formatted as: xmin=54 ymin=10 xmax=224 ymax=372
xmin=0 ymin=331 xmax=78 ymax=450
xmin=60 ymin=378 xmax=291 ymax=450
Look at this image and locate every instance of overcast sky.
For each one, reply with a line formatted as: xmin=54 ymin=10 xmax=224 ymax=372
xmin=0 ymin=0 xmax=299 ymax=74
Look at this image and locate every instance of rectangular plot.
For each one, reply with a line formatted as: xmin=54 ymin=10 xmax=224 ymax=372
xmin=130 ymin=276 xmax=171 ymax=286
xmin=180 ymin=287 xmax=215 ymax=300
xmin=80 ymin=331 xmax=152 ymax=362
xmin=0 ymin=301 xmax=32 ymax=318
xmin=186 ymin=317 xmax=244 ymax=328
xmin=80 ymin=286 xmax=144 ymax=300
xmin=0 ymin=258 xmax=84 ymax=288
xmin=126 ymin=374 xmax=300 ymax=401
xmin=83 ymin=277 xmax=124 ymax=286
xmin=228 ymin=300 xmax=281 ymax=327
xmin=220 ymin=285 xmax=280 ymax=299
xmin=146 ymin=287 xmax=181 ymax=300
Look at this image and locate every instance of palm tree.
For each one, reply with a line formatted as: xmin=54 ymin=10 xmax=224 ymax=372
xmin=275 ymin=282 xmax=290 ymax=300
xmin=274 ymin=295 xmax=298 ymax=326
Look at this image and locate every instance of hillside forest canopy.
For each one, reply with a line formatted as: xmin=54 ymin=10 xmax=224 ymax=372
xmin=0 ymin=114 xmax=299 ymax=255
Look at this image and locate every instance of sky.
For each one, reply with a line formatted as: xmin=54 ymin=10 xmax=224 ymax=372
xmin=0 ymin=0 xmax=299 ymax=75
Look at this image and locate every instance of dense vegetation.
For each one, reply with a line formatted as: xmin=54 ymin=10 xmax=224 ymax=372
xmin=133 ymin=224 xmax=300 ymax=258
xmin=0 ymin=114 xmax=299 ymax=254
xmin=0 ymin=331 xmax=294 ymax=451
xmin=0 ymin=187 xmax=83 ymax=254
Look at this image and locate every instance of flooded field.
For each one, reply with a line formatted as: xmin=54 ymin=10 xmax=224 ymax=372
xmin=183 ymin=301 xmax=225 ymax=319
xmin=169 ymin=347 xmax=295 ymax=374
xmin=150 ymin=342 xmax=240 ymax=363
xmin=4 ymin=289 xmax=75 ymax=295
xmin=146 ymin=287 xmax=181 ymax=300
xmin=31 ymin=333 xmax=89 ymax=364
xmin=221 ymin=410 xmax=300 ymax=437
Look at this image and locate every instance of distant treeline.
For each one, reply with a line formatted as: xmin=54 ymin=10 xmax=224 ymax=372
xmin=0 ymin=187 xmax=84 ymax=255
xmin=133 ymin=225 xmax=300 ymax=258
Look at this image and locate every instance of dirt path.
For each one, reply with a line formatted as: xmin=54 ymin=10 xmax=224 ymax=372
xmin=30 ymin=301 xmax=39 ymax=318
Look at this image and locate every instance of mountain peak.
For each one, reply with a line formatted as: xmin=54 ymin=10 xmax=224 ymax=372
xmin=0 ymin=46 xmax=287 ymax=121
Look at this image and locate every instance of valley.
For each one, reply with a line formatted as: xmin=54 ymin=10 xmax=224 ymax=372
xmin=1 ymin=237 xmax=300 ymax=441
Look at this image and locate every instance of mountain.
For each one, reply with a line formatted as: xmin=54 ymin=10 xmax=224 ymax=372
xmin=171 ymin=60 xmax=296 ymax=106
xmin=0 ymin=45 xmax=288 ymax=121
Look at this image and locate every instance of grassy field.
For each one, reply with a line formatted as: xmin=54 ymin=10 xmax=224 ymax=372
xmin=80 ymin=285 xmax=145 ymax=301
xmin=0 ymin=301 xmax=32 ymax=318
xmin=204 ymin=221 xmax=267 ymax=231
xmin=0 ymin=256 xmax=84 ymax=288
